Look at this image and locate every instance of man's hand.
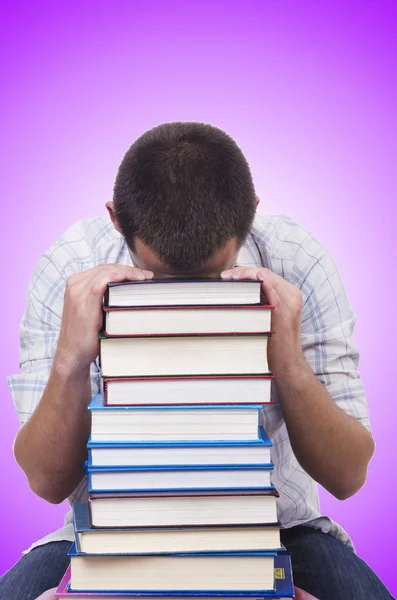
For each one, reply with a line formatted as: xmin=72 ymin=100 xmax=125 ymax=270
xmin=14 ymin=264 xmax=153 ymax=503
xmin=221 ymin=266 xmax=305 ymax=378
xmin=55 ymin=265 xmax=154 ymax=374
xmin=221 ymin=265 xmax=374 ymax=500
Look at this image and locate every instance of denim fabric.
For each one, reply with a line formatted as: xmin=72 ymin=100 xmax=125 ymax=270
xmin=0 ymin=528 xmax=394 ymax=600
xmin=0 ymin=541 xmax=71 ymax=600
xmin=281 ymin=526 xmax=395 ymax=599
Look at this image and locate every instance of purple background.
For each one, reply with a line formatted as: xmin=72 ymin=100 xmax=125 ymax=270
xmin=1 ymin=0 xmax=396 ymax=594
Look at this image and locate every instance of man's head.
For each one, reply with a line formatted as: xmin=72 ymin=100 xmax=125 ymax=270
xmin=107 ymin=121 xmax=259 ymax=278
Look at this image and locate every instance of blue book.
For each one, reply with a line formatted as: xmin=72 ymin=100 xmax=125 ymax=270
xmin=67 ymin=543 xmax=290 ymax=596
xmin=73 ymin=502 xmax=283 ymax=555
xmin=88 ymin=395 xmax=264 ymax=411
xmin=87 ymin=427 xmax=272 ymax=469
xmin=87 ymin=426 xmax=271 ymax=448
xmin=86 ymin=462 xmax=275 ymax=494
xmin=88 ymin=395 xmax=263 ymax=444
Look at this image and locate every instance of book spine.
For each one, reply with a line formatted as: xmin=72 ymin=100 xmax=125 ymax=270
xmin=103 ymin=285 xmax=110 ymax=307
xmin=103 ymin=304 xmax=275 ymax=312
xmin=100 ymin=331 xmax=273 ymax=339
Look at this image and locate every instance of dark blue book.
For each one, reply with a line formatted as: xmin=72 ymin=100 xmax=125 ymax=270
xmin=104 ymin=279 xmax=264 ymax=308
xmin=73 ymin=502 xmax=283 ymax=555
xmin=57 ymin=552 xmax=293 ymax=597
xmin=67 ymin=542 xmax=291 ymax=596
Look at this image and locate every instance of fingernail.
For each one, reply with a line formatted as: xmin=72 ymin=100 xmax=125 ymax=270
xmin=221 ymin=270 xmax=231 ymax=278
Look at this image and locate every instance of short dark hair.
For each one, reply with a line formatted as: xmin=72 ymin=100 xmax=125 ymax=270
xmin=113 ymin=121 xmax=257 ymax=272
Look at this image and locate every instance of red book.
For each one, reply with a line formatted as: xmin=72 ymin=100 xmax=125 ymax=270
xmin=102 ymin=304 xmax=274 ymax=337
xmin=103 ymin=374 xmax=274 ymax=406
xmin=88 ymin=489 xmax=280 ymax=529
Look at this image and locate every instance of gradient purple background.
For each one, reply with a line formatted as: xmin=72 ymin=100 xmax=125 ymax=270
xmin=1 ymin=0 xmax=396 ymax=594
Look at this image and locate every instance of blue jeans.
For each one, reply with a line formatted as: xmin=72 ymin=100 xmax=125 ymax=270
xmin=0 ymin=526 xmax=394 ymax=600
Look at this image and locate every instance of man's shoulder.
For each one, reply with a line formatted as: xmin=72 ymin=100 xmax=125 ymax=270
xmin=40 ymin=216 xmax=125 ymax=274
xmin=249 ymin=213 xmax=316 ymax=261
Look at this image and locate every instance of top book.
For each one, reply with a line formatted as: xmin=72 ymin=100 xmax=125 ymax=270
xmin=104 ymin=279 xmax=264 ymax=307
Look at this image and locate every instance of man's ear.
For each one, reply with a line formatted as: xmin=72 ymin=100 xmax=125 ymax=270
xmin=105 ymin=201 xmax=123 ymax=234
xmin=255 ymin=195 xmax=260 ymax=208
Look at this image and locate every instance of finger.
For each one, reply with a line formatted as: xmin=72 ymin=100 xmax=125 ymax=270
xmin=220 ymin=265 xmax=253 ymax=278
xmin=232 ymin=267 xmax=263 ymax=280
xmin=86 ymin=270 xmax=153 ymax=299
xmin=260 ymin=277 xmax=281 ymax=308
xmin=100 ymin=264 xmax=154 ymax=280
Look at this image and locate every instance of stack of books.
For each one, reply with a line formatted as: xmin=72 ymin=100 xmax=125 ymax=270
xmin=56 ymin=278 xmax=294 ymax=599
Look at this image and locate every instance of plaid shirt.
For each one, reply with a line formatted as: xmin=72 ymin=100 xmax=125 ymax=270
xmin=7 ymin=213 xmax=371 ymax=554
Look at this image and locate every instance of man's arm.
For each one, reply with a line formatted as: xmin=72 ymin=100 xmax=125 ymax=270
xmin=270 ymin=357 xmax=374 ymax=500
xmin=221 ymin=265 xmax=375 ymax=501
xmin=13 ymin=264 xmax=153 ymax=504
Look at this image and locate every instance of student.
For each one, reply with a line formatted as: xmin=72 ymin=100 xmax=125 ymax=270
xmin=1 ymin=122 xmax=393 ymax=599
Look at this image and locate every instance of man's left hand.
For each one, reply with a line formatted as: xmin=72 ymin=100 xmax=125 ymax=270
xmin=221 ymin=266 xmax=305 ymax=378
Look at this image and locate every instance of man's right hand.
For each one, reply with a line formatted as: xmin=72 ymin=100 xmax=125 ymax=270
xmin=54 ymin=265 xmax=154 ymax=374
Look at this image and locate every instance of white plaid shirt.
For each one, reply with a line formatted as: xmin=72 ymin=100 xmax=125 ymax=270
xmin=7 ymin=213 xmax=372 ymax=554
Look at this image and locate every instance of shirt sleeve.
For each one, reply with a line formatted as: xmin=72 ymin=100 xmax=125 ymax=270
xmin=7 ymin=252 xmax=100 ymax=430
xmin=292 ymin=232 xmax=372 ymax=435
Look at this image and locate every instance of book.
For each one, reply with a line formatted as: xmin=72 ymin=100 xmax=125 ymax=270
xmin=88 ymin=396 xmax=262 ymax=443
xmin=102 ymin=305 xmax=273 ymax=337
xmin=88 ymin=490 xmax=280 ymax=528
xmin=104 ymin=279 xmax=264 ymax=308
xmin=87 ymin=427 xmax=272 ymax=467
xmin=103 ymin=376 xmax=273 ymax=407
xmin=87 ymin=464 xmax=275 ymax=493
xmin=56 ymin=553 xmax=294 ymax=598
xmin=68 ymin=543 xmax=276 ymax=593
xmin=73 ymin=503 xmax=282 ymax=554
xmin=99 ymin=334 xmax=270 ymax=378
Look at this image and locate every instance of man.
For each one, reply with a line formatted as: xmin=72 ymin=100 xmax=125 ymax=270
xmin=1 ymin=122 xmax=393 ymax=600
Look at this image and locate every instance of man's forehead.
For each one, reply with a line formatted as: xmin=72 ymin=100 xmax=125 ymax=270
xmin=130 ymin=236 xmax=239 ymax=277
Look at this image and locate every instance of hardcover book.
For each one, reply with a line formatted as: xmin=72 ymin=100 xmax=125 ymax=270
xmin=87 ymin=490 xmax=280 ymax=528
xmin=73 ymin=502 xmax=282 ymax=554
xmin=102 ymin=375 xmax=274 ymax=407
xmin=87 ymin=426 xmax=272 ymax=467
xmin=56 ymin=552 xmax=293 ymax=597
xmin=88 ymin=396 xmax=263 ymax=443
xmin=86 ymin=463 xmax=275 ymax=493
xmin=104 ymin=279 xmax=264 ymax=308
xmin=67 ymin=543 xmax=276 ymax=593
xmin=99 ymin=334 xmax=271 ymax=378
xmin=102 ymin=304 xmax=273 ymax=337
